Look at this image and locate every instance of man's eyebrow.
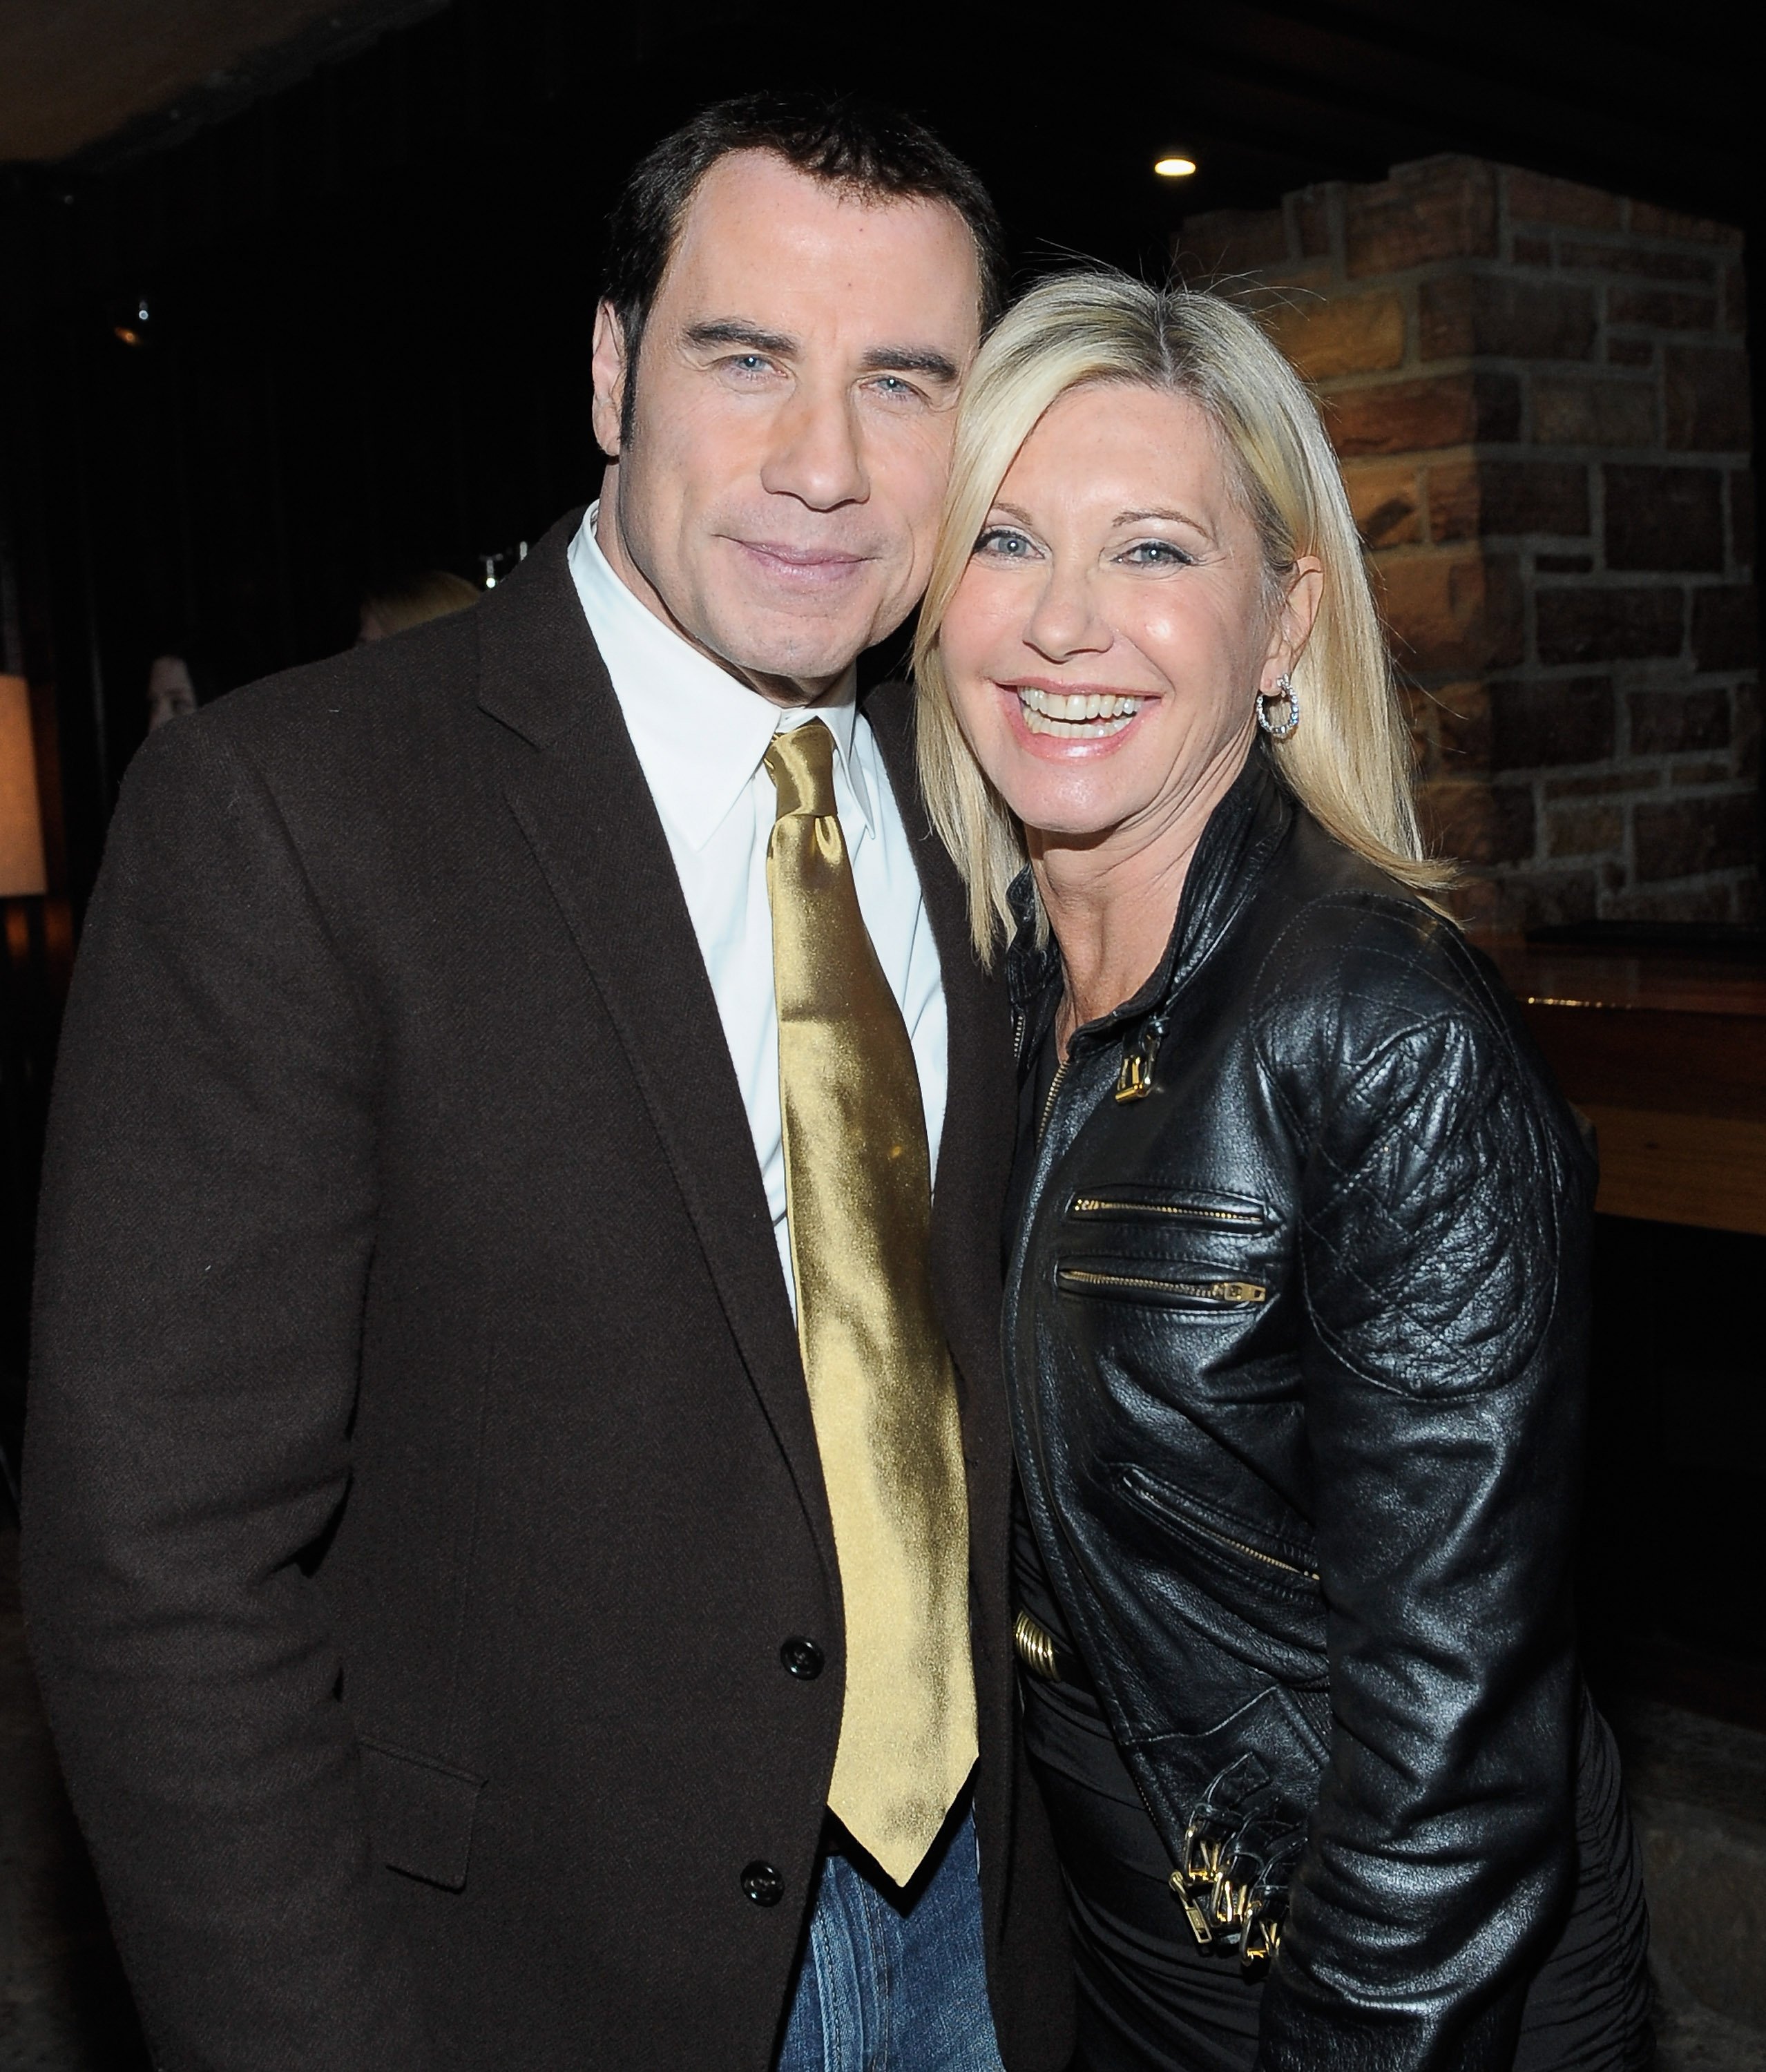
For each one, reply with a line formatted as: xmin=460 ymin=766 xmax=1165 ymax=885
xmin=683 ymin=319 xmax=799 ymax=356
xmin=682 ymin=323 xmax=961 ymax=386
xmin=857 ymin=345 xmax=962 ymax=383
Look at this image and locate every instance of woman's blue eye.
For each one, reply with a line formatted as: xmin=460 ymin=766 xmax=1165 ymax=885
xmin=1122 ymin=539 xmax=1193 ymax=566
xmin=977 ymin=528 xmax=1035 ymax=558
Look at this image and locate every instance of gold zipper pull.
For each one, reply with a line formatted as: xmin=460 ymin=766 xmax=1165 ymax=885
xmin=1115 ymin=1018 xmax=1167 ymax=1102
xmin=1115 ymin=1050 xmax=1150 ymax=1102
xmin=1169 ymin=1872 xmax=1214 ymax=1945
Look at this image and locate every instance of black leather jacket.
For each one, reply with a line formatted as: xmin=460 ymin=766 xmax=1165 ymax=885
xmin=1005 ymin=753 xmax=1597 ymax=2071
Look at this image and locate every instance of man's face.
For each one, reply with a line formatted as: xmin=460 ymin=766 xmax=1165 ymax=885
xmin=591 ymin=150 xmax=982 ymax=702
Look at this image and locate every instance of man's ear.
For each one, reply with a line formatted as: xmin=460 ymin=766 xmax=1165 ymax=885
xmin=591 ymin=303 xmax=628 ymax=459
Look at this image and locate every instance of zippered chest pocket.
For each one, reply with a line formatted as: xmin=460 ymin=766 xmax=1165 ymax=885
xmin=1068 ymin=1185 xmax=1271 ymax=1234
xmin=1057 ymin=1264 xmax=1269 ymax=1308
xmin=1057 ymin=1186 xmax=1277 ymax=1313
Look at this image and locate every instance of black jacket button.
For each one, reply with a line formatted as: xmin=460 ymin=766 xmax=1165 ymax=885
xmin=780 ymin=1636 xmax=825 ymax=1680
xmin=741 ymin=1861 xmax=785 ymax=1907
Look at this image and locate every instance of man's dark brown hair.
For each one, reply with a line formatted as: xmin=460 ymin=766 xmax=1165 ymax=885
xmin=602 ymin=90 xmax=1007 ymax=443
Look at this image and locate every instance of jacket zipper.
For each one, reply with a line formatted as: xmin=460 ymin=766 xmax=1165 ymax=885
xmin=1071 ymin=1196 xmax=1264 ymax=1227
xmin=1059 ymin=1267 xmax=1267 ymax=1303
xmin=1121 ymin=1468 xmax=1318 ymax=1580
xmin=1036 ymin=1056 xmax=1071 ymax=1144
xmin=1192 ymin=1519 xmax=1317 ymax=1580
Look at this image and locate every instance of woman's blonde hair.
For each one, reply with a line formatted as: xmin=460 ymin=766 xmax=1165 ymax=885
xmin=912 ymin=269 xmax=1452 ymax=958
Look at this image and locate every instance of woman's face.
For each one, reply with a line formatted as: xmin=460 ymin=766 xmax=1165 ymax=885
xmin=938 ymin=381 xmax=1314 ymax=854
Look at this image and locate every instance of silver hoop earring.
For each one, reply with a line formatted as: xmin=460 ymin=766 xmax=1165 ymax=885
xmin=1256 ymin=674 xmax=1300 ymax=742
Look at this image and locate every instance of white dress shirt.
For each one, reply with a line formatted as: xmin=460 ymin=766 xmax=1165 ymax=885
xmin=567 ymin=505 xmax=948 ymax=1312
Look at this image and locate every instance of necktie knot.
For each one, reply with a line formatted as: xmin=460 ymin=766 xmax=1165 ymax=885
xmin=764 ymin=719 xmax=838 ymax=820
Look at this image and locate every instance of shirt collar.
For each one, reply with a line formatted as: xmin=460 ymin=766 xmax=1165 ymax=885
xmin=568 ymin=503 xmax=872 ymax=852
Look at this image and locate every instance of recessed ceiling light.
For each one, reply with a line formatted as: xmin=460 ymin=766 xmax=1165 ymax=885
xmin=1154 ymin=156 xmax=1198 ymax=178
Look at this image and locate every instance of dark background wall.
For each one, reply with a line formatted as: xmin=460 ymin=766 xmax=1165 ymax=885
xmin=0 ymin=0 xmax=1757 ymax=909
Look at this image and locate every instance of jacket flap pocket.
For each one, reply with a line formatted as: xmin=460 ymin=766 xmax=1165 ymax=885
xmin=1129 ymin=1682 xmax=1330 ymax=1842
xmin=360 ymin=1738 xmax=485 ymax=1892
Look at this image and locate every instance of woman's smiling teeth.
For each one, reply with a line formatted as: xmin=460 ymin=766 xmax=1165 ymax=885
xmin=1015 ymin=686 xmax=1146 ymax=738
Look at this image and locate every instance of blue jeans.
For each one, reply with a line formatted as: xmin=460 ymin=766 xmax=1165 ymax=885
xmin=775 ymin=1807 xmax=1006 ymax=2072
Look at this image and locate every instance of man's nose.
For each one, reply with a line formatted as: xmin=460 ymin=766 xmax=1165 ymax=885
xmin=759 ymin=383 xmax=869 ymax=510
xmin=1022 ymin=566 xmax=1111 ymax=662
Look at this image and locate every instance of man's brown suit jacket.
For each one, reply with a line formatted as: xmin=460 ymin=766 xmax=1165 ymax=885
xmin=22 ymin=512 xmax=1075 ymax=2071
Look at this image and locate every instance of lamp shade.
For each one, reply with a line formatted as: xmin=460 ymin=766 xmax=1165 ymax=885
xmin=0 ymin=675 xmax=48 ymax=896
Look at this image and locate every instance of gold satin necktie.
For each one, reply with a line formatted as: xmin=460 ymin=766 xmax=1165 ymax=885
xmin=764 ymin=719 xmax=977 ymax=1888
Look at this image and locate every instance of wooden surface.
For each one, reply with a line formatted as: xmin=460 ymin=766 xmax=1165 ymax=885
xmin=1489 ymin=940 xmax=1766 ymax=1236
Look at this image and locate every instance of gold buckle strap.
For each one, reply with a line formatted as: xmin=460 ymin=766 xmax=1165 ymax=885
xmin=1013 ymin=1609 xmax=1062 ymax=1682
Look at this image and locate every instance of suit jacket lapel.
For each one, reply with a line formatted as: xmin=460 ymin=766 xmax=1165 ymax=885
xmin=473 ymin=515 xmax=836 ymax=1578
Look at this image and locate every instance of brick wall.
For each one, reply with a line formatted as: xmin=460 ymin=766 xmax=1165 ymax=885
xmin=1178 ymin=157 xmax=1759 ymax=928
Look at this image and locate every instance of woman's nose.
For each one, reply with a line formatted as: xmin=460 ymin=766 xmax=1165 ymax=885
xmin=759 ymin=385 xmax=869 ymax=510
xmin=1021 ymin=567 xmax=1112 ymax=662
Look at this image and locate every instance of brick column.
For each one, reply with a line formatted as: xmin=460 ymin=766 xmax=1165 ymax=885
xmin=1178 ymin=157 xmax=1758 ymax=928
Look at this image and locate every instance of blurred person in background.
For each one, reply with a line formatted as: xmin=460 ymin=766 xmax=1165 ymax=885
xmin=144 ymin=654 xmax=198 ymax=730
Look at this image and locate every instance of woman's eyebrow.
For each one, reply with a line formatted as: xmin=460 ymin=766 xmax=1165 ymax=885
xmin=1115 ymin=506 xmax=1211 ymax=533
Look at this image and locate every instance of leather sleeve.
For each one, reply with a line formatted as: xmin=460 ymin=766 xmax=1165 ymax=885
xmin=1251 ymin=899 xmax=1591 ymax=2072
xmin=21 ymin=715 xmax=430 ymax=2069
